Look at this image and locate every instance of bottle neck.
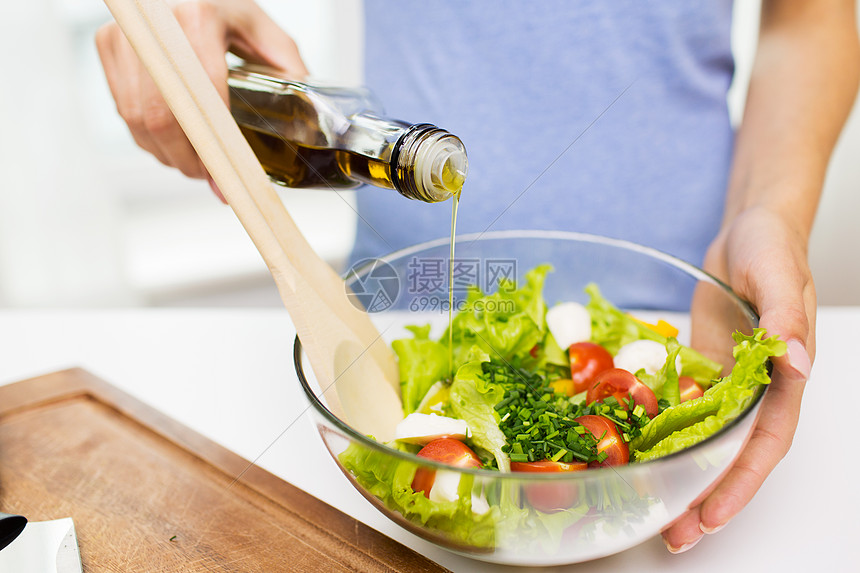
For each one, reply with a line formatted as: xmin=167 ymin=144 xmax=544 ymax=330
xmin=391 ymin=125 xmax=468 ymax=202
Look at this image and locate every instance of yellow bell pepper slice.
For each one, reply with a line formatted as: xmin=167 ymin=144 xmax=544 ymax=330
xmin=631 ymin=316 xmax=679 ymax=338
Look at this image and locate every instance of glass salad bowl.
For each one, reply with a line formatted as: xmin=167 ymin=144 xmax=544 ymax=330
xmin=294 ymin=230 xmax=769 ymax=566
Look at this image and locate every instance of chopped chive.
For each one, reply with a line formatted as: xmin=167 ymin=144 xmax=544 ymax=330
xmin=485 ymin=358 xmax=624 ymax=466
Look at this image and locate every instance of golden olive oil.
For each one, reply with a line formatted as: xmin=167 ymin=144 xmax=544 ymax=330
xmin=238 ymin=125 xmax=397 ymax=190
xmin=228 ymin=64 xmax=467 ymax=203
xmin=448 ymin=192 xmax=460 ymax=377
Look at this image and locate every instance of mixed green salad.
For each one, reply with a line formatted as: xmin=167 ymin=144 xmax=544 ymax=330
xmin=339 ymin=265 xmax=785 ymax=548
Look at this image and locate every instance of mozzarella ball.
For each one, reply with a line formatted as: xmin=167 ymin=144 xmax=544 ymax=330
xmin=614 ymin=339 xmax=681 ymax=376
xmin=546 ymin=302 xmax=592 ymax=350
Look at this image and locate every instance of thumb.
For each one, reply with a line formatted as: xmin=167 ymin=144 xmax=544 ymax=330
xmin=747 ymin=253 xmax=815 ymax=383
xmin=716 ymin=209 xmax=817 ymax=382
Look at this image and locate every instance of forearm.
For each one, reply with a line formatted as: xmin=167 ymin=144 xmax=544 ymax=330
xmin=723 ymin=0 xmax=860 ymax=239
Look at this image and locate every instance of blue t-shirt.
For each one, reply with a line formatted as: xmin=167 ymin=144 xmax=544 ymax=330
xmin=352 ymin=1 xmax=735 ymax=270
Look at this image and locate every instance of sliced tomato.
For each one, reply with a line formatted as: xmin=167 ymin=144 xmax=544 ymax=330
xmin=411 ymin=438 xmax=482 ymax=497
xmin=568 ymin=342 xmax=615 ymax=394
xmin=511 ymin=460 xmax=588 ymax=473
xmin=575 ymin=414 xmax=629 ymax=467
xmin=679 ymin=376 xmax=704 ymax=402
xmin=511 ymin=460 xmax=587 ymax=512
xmin=549 ymin=378 xmax=575 ymax=396
xmin=586 ymin=368 xmax=658 ymax=418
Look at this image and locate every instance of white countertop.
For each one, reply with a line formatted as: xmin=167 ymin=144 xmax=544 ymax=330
xmin=0 ymin=307 xmax=857 ymax=572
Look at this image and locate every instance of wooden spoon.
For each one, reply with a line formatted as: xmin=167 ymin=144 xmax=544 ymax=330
xmin=101 ymin=0 xmax=403 ymax=441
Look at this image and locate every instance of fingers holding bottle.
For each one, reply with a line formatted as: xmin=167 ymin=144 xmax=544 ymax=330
xmin=96 ymin=0 xmax=308 ymax=185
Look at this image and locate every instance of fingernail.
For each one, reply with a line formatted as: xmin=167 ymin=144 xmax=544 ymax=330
xmin=207 ymin=175 xmax=228 ymax=204
xmin=665 ymin=534 xmax=703 ymax=554
xmin=699 ymin=521 xmax=727 ymax=535
xmin=785 ymin=339 xmax=811 ymax=381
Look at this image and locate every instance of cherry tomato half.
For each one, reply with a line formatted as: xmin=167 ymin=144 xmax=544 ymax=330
xmin=569 ymin=342 xmax=615 ymax=394
xmin=575 ymin=414 xmax=629 ymax=467
xmin=586 ymin=368 xmax=659 ymax=418
xmin=511 ymin=460 xmax=587 ymax=513
xmin=510 ymin=461 xmax=588 ymax=473
xmin=679 ymin=376 xmax=704 ymax=402
xmin=411 ymin=438 xmax=482 ymax=497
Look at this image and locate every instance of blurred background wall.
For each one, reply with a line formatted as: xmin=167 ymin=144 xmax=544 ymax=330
xmin=0 ymin=0 xmax=856 ymax=308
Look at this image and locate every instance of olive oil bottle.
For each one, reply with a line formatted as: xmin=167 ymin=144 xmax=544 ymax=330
xmin=227 ymin=64 xmax=467 ymax=203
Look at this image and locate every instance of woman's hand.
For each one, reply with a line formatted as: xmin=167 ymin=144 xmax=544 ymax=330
xmin=663 ymin=206 xmax=814 ymax=553
xmin=662 ymin=0 xmax=859 ymax=553
xmin=96 ymin=0 xmax=307 ymax=191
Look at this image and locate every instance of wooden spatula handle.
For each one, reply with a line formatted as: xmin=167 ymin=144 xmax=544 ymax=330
xmin=101 ymin=0 xmax=402 ymax=440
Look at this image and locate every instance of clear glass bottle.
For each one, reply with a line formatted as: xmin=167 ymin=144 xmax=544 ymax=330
xmin=227 ymin=64 xmax=467 ymax=203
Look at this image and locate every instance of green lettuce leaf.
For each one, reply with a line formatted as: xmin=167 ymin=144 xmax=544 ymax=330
xmin=449 ymin=353 xmax=510 ymax=472
xmin=714 ymin=329 xmax=788 ymax=422
xmin=630 ymin=392 xmax=722 ymax=452
xmin=634 ymin=416 xmax=724 ymax=463
xmin=586 ymin=283 xmax=657 ymax=355
xmin=541 ymin=331 xmax=569 ymax=367
xmin=637 ymin=338 xmax=684 ymax=405
xmin=393 ymin=266 xmax=554 ymax=418
xmin=391 ymin=324 xmax=449 ymax=415
xmin=339 ymin=440 xmax=592 ymax=552
xmin=505 ymin=263 xmax=551 ymax=330
xmin=444 ymin=265 xmax=552 ymax=368
xmin=339 ymin=441 xmax=498 ymax=547
xmin=632 ymin=328 xmax=786 ymax=461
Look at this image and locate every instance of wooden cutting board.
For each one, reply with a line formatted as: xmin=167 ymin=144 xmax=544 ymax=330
xmin=0 ymin=369 xmax=448 ymax=572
